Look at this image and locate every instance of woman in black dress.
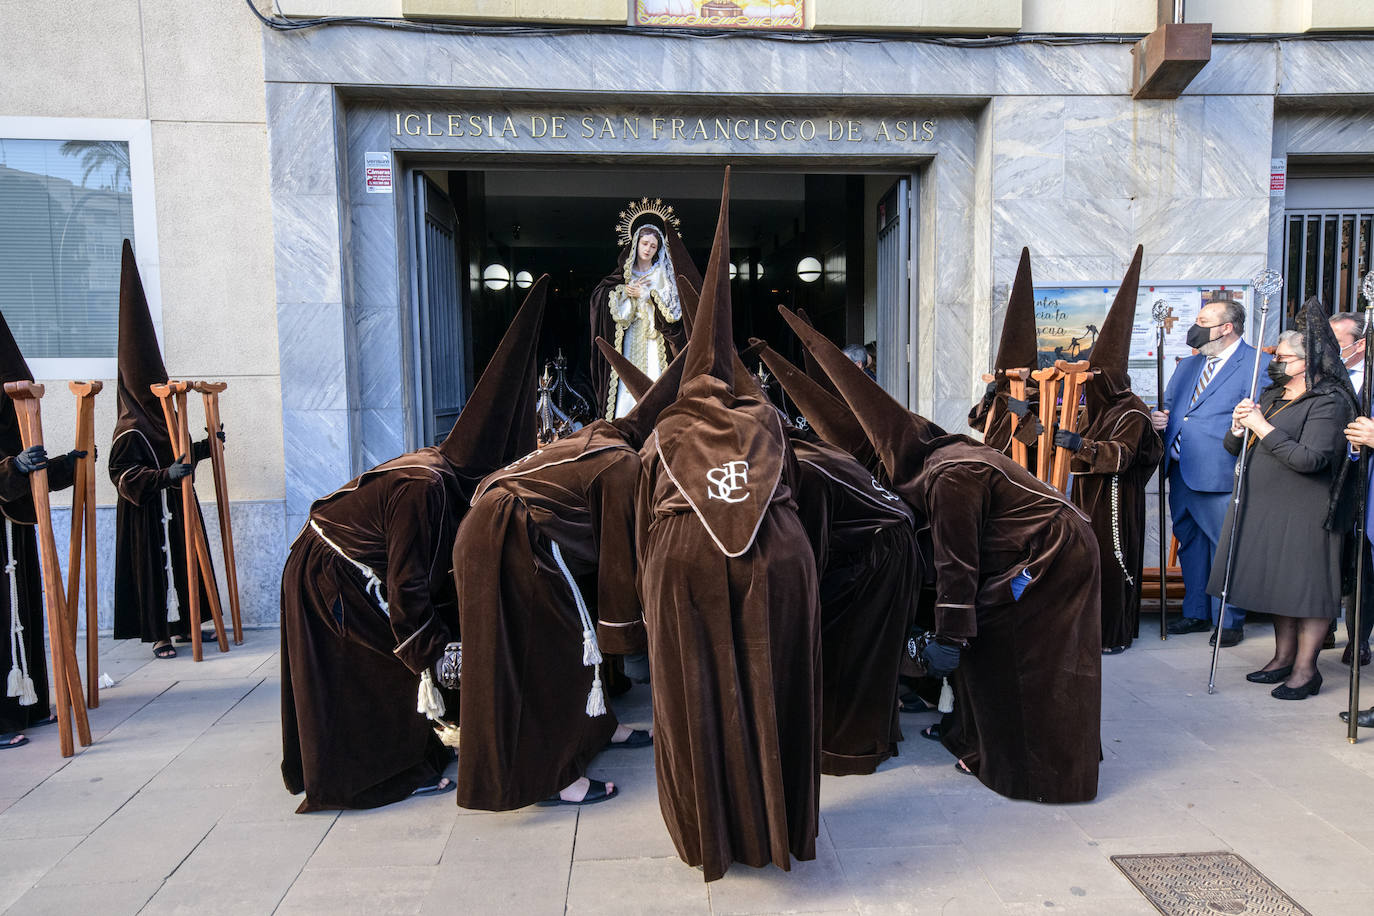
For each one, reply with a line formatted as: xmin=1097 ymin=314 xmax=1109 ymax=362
xmin=1210 ymin=299 xmax=1357 ymax=699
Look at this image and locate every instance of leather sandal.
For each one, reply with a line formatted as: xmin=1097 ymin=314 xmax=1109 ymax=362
xmin=536 ymin=778 xmax=618 ymax=807
xmin=606 ymin=729 xmax=652 ymax=750
xmin=153 ymin=643 xmax=177 ymax=659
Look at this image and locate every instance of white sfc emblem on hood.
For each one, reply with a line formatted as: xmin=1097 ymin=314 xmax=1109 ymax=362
xmin=706 ymin=460 xmax=751 ymax=504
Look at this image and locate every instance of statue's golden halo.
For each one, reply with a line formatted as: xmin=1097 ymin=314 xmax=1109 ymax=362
xmin=615 ymin=197 xmax=682 ymax=248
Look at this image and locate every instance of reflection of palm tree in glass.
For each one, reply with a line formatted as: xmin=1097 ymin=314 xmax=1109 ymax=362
xmin=59 ymin=140 xmax=130 ymax=191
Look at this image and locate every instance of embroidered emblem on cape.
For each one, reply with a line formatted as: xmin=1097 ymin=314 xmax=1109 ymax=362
xmin=706 ymin=460 xmax=751 ymax=503
xmin=871 ymin=477 xmax=901 ymax=501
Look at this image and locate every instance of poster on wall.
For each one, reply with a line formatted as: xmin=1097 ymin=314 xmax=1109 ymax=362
xmin=632 ymin=1 xmax=808 ymax=30
xmin=1033 ymin=282 xmax=1251 ymax=402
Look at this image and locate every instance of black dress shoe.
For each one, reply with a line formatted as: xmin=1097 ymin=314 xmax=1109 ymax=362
xmin=1245 ymin=664 xmax=1293 ymax=684
xmin=1338 ymin=707 xmax=1374 ymax=727
xmin=1209 ymin=627 xmax=1244 ymax=648
xmin=1272 ymin=672 xmax=1322 ymax=700
xmin=1167 ymin=617 xmax=1211 ymax=635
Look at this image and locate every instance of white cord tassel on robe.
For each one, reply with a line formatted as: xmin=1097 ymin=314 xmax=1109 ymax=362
xmin=937 ymin=678 xmax=954 ymax=714
xmin=159 ymin=490 xmax=179 ymax=622
xmin=550 ymin=540 xmax=606 ymax=717
xmin=5 ymin=519 xmax=37 ymax=706
xmin=416 ymin=668 xmax=445 ymax=721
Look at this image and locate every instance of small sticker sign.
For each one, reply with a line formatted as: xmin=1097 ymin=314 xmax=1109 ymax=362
xmin=365 ymin=151 xmax=392 ymax=194
xmin=1270 ymin=158 xmax=1286 ymax=196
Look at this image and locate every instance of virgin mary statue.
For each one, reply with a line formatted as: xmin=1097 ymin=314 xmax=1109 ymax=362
xmin=589 ymin=199 xmax=687 ymax=420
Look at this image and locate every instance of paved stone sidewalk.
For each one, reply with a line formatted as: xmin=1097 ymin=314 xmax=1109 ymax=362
xmin=2 ymin=620 xmax=1374 ymax=915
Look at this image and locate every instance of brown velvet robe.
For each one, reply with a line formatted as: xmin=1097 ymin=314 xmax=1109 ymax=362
xmin=109 ymin=430 xmax=218 ymax=643
xmin=1066 ymin=371 xmax=1164 ymax=650
xmin=280 ymin=450 xmax=462 ymax=812
xmin=638 ymin=378 xmax=820 ymax=881
xmin=914 ymin=444 xmax=1102 ymax=803
xmin=453 ymin=421 xmax=644 ymax=810
xmin=968 ymin=386 xmax=1041 ymax=475
xmin=0 ymin=453 xmax=73 ymax=734
xmin=790 ymin=432 xmax=920 ymax=776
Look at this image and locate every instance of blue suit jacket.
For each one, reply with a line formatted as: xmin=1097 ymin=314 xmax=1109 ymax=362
xmin=1161 ymin=341 xmax=1271 ymax=493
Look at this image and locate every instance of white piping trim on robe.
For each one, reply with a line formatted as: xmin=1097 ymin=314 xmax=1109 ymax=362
xmin=309 ymin=519 xmax=390 ymax=616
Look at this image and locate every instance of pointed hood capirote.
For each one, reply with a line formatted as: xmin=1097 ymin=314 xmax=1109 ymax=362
xmin=747 ymin=336 xmax=874 ymax=465
xmin=1088 ymin=245 xmax=1143 ymax=374
xmin=780 ymin=305 xmax=968 ymax=493
xmin=438 ymin=275 xmax=548 ymax=471
xmin=993 ymin=247 xmax=1038 ymax=372
xmin=679 ymin=169 xmax=736 ymax=393
xmin=114 ymin=239 xmax=173 ymax=461
xmin=596 ymin=338 xmax=686 ymax=448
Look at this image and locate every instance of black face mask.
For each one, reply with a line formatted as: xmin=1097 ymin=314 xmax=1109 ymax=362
xmin=1186 ymin=323 xmax=1218 ymax=350
xmin=1267 ymin=360 xmax=1289 ymax=384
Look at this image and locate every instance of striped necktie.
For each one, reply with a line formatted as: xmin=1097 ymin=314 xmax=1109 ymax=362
xmin=1171 ymin=356 xmax=1220 ymax=459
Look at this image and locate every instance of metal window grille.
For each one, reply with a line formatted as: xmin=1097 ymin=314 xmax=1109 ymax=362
xmin=1283 ymin=209 xmax=1373 ymax=326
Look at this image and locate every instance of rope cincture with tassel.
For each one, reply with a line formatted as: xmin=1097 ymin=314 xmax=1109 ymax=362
xmin=159 ymin=490 xmax=179 ymax=622
xmin=5 ymin=519 xmax=37 ymax=706
xmin=551 ymin=540 xmax=606 ymax=717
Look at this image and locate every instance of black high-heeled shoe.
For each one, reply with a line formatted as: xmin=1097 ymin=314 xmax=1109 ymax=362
xmin=1271 ymin=672 xmax=1322 ymax=700
xmin=1246 ymin=664 xmax=1293 ymax=684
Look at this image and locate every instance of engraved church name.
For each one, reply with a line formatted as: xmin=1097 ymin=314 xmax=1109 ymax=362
xmin=392 ymin=113 xmax=936 ymax=145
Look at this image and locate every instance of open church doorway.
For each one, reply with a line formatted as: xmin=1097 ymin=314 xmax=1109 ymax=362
xmin=406 ymin=162 xmax=918 ymax=447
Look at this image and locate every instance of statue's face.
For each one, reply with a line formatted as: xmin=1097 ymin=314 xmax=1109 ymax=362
xmin=637 ymin=230 xmax=660 ymax=265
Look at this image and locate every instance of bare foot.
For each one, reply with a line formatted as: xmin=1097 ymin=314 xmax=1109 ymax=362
xmin=559 ymin=776 xmax=615 ymax=802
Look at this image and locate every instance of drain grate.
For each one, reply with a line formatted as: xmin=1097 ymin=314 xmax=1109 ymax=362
xmin=1111 ymin=852 xmax=1311 ymax=916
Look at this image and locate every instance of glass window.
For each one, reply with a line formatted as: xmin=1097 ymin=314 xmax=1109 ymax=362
xmin=0 ymin=137 xmax=134 ymax=360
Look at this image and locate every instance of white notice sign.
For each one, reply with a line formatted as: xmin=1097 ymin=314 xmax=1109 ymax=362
xmin=365 ymin=152 xmax=392 ymax=194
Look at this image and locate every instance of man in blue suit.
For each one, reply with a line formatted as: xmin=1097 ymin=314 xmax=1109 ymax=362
xmin=1151 ymin=298 xmax=1270 ymax=647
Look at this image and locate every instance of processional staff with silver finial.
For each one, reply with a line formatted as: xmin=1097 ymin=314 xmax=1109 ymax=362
xmin=1208 ymin=268 xmax=1282 ymax=694
xmin=1346 ymin=269 xmax=1374 ymax=740
xmin=1151 ymin=298 xmax=1174 ymax=641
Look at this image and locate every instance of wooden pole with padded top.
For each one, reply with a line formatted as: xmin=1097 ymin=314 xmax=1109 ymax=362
xmin=192 ymin=381 xmax=242 ymax=645
xmin=66 ymin=381 xmax=101 ymax=706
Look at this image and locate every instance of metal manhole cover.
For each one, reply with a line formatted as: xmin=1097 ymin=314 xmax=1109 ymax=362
xmin=1110 ymin=852 xmax=1311 ymax=916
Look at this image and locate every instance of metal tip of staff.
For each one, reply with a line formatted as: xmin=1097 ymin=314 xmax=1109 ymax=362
xmin=1361 ymin=269 xmax=1374 ymax=303
xmin=1252 ymin=268 xmax=1282 ymax=300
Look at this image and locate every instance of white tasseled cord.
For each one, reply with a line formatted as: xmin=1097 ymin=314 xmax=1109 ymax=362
xmin=159 ymin=490 xmax=179 ymax=622
xmin=5 ymin=519 xmax=36 ymax=706
xmin=416 ymin=668 xmax=445 ymax=721
xmin=937 ymin=677 xmax=954 ymax=714
xmin=309 ymin=520 xmax=390 ymax=616
xmin=549 ymin=540 xmax=606 ymax=717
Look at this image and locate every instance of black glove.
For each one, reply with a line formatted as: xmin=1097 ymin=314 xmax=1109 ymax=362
xmin=1007 ymin=397 xmax=1031 ymax=419
xmin=622 ymin=652 xmax=650 ymax=684
xmin=13 ymin=445 xmax=48 ymax=475
xmin=65 ymin=449 xmax=88 ymax=465
xmin=981 ymin=380 xmax=997 ymax=406
xmin=1053 ymin=429 xmax=1082 ymax=452
xmin=920 ymin=640 xmax=961 ymax=679
xmin=166 ymin=455 xmax=192 ymax=482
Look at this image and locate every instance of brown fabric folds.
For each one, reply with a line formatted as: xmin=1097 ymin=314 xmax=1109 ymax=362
xmin=454 ymin=421 xmax=642 ymax=809
xmin=114 ymin=239 xmax=172 ymax=459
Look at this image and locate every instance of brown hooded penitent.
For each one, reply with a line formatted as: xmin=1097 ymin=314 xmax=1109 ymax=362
xmin=280 ymin=277 xmax=548 ymax=812
xmin=781 ymin=305 xmax=1103 ymax=804
xmin=969 ymin=247 xmax=1042 ymax=463
xmin=1067 ymin=245 xmax=1164 ymax=650
xmin=0 ymin=311 xmax=76 ymax=736
xmin=751 ymin=337 xmax=920 ymax=775
xmin=637 ymin=169 xmax=821 ymax=881
xmin=451 ymin=346 xmax=686 ymax=811
xmin=108 ymin=239 xmax=219 ymax=647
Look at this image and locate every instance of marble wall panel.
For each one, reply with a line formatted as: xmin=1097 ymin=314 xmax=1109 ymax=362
xmin=1201 ymin=95 xmax=1273 ymax=199
xmin=1283 ymin=109 xmax=1374 ymax=156
xmin=278 ymin=302 xmax=350 ymax=411
xmin=838 ymin=42 xmax=995 ymax=98
xmin=991 ymin=96 xmax=1065 ymax=201
xmin=1277 ymin=40 xmax=1374 ymax=98
xmin=994 ymin=43 xmax=1132 ymax=97
xmin=54 ymin=500 xmax=286 ymax=632
xmin=263 ymin=24 xmax=455 ymax=87
xmin=349 ymin=204 xmax=403 ymax=313
xmin=265 ymin=83 xmax=341 ymax=197
xmin=1183 ymin=42 xmax=1279 ymax=98
xmin=993 ymin=199 xmax=1133 ymax=260
xmin=272 ymin=196 xmax=345 ymax=305
xmin=1131 ymin=197 xmax=1268 ymax=262
xmin=360 ymin=407 xmax=408 ymax=469
xmin=1062 ymin=97 xmax=1205 ymax=201
xmin=356 ymin=307 xmax=406 ymax=412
